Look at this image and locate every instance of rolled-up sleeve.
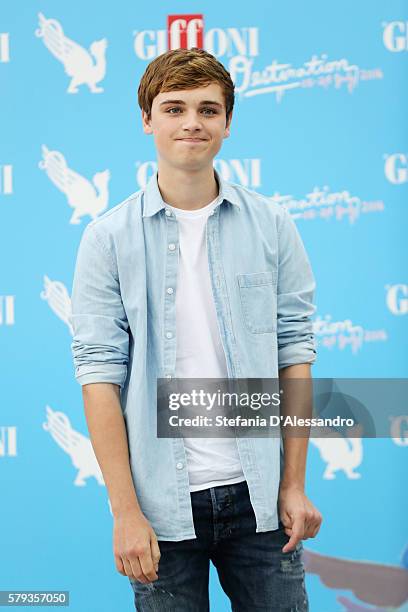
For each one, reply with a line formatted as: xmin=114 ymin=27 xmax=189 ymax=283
xmin=276 ymin=208 xmax=317 ymax=369
xmin=70 ymin=223 xmax=129 ymax=388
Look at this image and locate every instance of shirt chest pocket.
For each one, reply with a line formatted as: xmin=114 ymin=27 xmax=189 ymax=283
xmin=237 ymin=271 xmax=277 ymax=334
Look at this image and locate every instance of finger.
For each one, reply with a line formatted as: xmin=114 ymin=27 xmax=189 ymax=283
xmin=311 ymin=519 xmax=322 ymax=538
xmin=308 ymin=512 xmax=323 ymax=538
xmin=302 ymin=502 xmax=315 ymax=532
xmin=303 ymin=515 xmax=314 ymax=538
xmin=280 ymin=512 xmax=291 ymax=529
xmin=139 ymin=549 xmax=158 ymax=582
xmin=114 ymin=554 xmax=126 ymax=576
xmin=122 ymin=556 xmax=141 ymax=582
xmin=280 ymin=513 xmax=294 ymax=535
xmin=282 ymin=517 xmax=304 ymax=553
xmin=282 ymin=524 xmax=302 ymax=553
xmin=150 ymin=537 xmax=161 ymax=572
xmin=281 ymin=520 xmax=292 ymax=534
xmin=282 ymin=533 xmax=300 ymax=553
xmin=128 ymin=556 xmax=149 ymax=584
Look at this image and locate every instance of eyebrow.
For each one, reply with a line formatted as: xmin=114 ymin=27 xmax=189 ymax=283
xmin=159 ymin=99 xmax=223 ymax=109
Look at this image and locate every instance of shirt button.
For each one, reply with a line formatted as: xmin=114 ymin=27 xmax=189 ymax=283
xmin=165 ymin=374 xmax=172 ymax=379
xmin=209 ymin=210 xmax=215 ymax=216
xmin=176 ymin=462 xmax=184 ymax=470
xmin=168 ymin=243 xmax=176 ymax=251
xmin=165 ymin=208 xmax=172 ymax=216
xmin=166 ymin=331 xmax=173 ymax=339
xmin=166 ymin=287 xmax=174 ymax=294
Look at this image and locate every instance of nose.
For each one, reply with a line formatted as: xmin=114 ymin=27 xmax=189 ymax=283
xmin=180 ymin=110 xmax=204 ymax=132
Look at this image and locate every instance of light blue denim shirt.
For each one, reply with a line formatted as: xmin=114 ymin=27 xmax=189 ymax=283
xmin=70 ymin=167 xmax=317 ymax=541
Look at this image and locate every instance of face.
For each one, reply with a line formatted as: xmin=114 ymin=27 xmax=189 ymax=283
xmin=141 ymin=83 xmax=232 ymax=171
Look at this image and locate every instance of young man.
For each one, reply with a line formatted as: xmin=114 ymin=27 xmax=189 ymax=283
xmin=71 ymin=47 xmax=322 ymax=611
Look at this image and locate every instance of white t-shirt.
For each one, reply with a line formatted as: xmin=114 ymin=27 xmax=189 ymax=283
xmin=165 ymin=195 xmax=246 ymax=492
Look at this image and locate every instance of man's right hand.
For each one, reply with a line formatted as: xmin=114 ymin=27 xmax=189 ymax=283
xmin=113 ymin=511 xmax=161 ymax=583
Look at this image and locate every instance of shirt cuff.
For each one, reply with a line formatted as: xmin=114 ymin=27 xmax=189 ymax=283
xmin=74 ymin=363 xmax=128 ymax=388
xmin=278 ymin=340 xmax=317 ymax=370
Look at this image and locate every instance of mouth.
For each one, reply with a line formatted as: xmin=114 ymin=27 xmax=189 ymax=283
xmin=176 ymin=138 xmax=208 ymax=143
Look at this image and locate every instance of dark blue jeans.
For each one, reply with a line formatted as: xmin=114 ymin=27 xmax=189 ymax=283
xmin=129 ymin=480 xmax=308 ymax=611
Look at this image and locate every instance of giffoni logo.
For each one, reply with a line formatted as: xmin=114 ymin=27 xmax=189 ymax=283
xmin=35 ymin=13 xmax=108 ymax=93
xmin=134 ymin=159 xmax=261 ymax=189
xmin=0 ymin=33 xmax=10 ymax=62
xmin=133 ymin=17 xmax=259 ymax=60
xmin=382 ymin=21 xmax=408 ymax=52
xmin=0 ymin=165 xmax=13 ymax=194
xmin=385 ymin=284 xmax=408 ymax=315
xmin=43 ymin=407 xmax=104 ymax=487
xmin=384 ymin=154 xmax=408 ymax=184
xmin=40 ymin=275 xmax=74 ymax=335
xmin=0 ymin=427 xmax=17 ymax=456
xmin=39 ymin=145 xmax=110 ymax=224
xmin=167 ymin=15 xmax=204 ymax=50
xmin=0 ymin=296 xmax=15 ymax=326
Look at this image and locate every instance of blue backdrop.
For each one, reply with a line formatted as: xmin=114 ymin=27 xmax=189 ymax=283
xmin=1 ymin=2 xmax=407 ymax=610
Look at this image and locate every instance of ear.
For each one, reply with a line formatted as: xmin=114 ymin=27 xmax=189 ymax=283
xmin=142 ymin=109 xmax=153 ymax=135
xmin=224 ymin=110 xmax=233 ymax=138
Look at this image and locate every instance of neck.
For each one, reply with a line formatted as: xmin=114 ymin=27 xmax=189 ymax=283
xmin=156 ymin=163 xmax=219 ymax=211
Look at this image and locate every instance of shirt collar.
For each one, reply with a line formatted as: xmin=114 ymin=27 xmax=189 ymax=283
xmin=142 ymin=167 xmax=241 ymax=217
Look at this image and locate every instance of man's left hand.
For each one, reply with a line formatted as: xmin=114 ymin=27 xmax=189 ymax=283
xmin=278 ymin=484 xmax=323 ymax=553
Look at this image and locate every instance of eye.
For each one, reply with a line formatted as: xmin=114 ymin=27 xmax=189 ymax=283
xmin=165 ymin=107 xmax=218 ymax=115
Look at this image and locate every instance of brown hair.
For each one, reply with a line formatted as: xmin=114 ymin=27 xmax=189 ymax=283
xmin=138 ymin=47 xmax=235 ymax=125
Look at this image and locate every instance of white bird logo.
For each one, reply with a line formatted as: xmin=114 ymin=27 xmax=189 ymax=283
xmin=35 ymin=13 xmax=107 ymax=93
xmin=309 ymin=425 xmax=363 ymax=480
xmin=40 ymin=275 xmax=73 ymax=335
xmin=39 ymin=145 xmax=110 ymax=224
xmin=43 ymin=406 xmax=104 ymax=487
